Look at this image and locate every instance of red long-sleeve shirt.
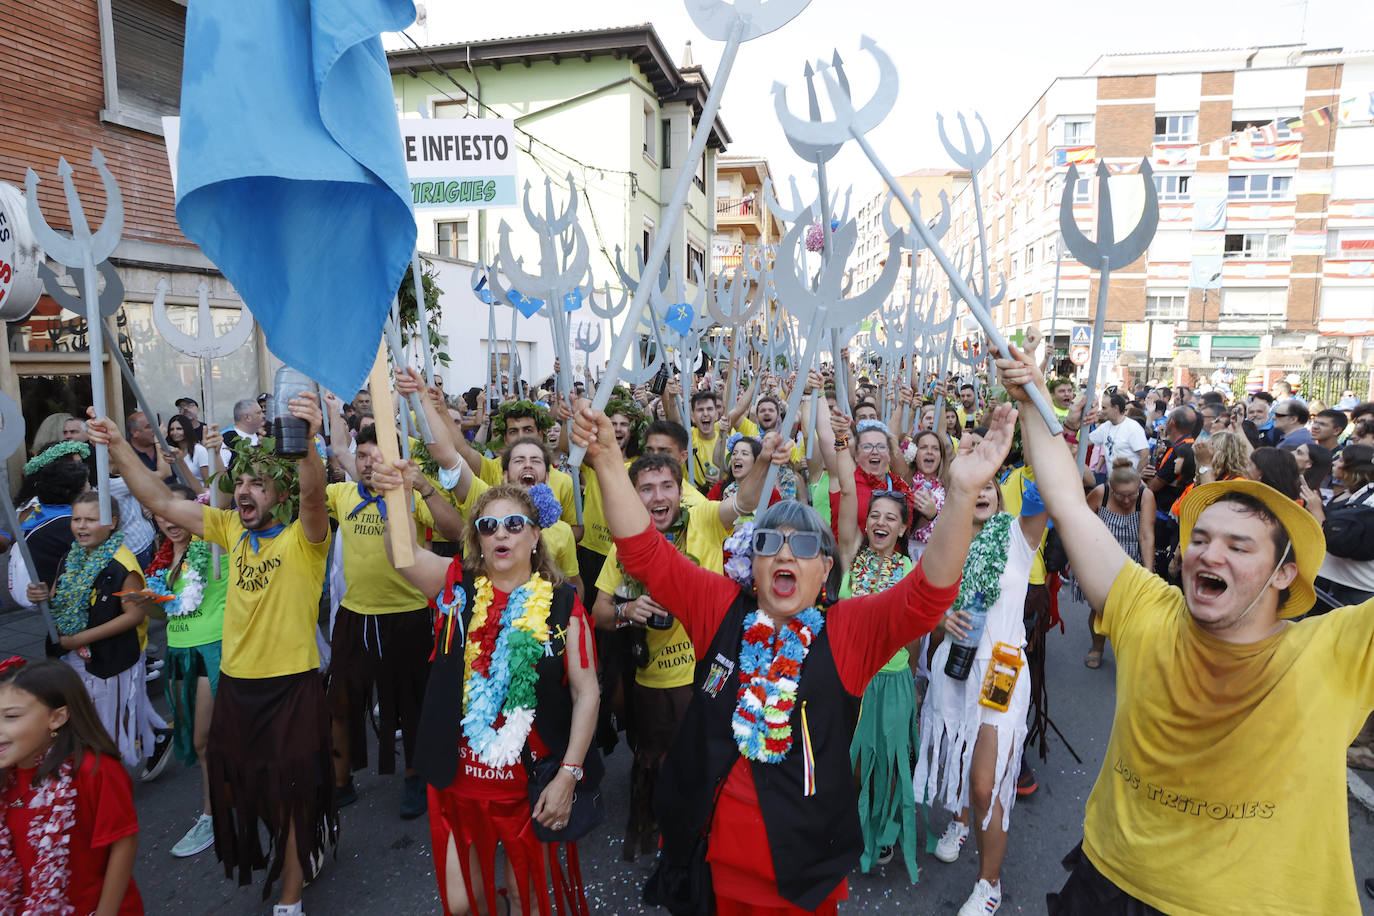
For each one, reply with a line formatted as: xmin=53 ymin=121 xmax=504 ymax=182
xmin=615 ymin=522 xmax=958 ymax=908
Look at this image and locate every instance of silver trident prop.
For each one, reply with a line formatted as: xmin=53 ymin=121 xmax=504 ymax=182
xmin=573 ymin=320 xmax=602 ymax=378
xmin=605 ymin=246 xmax=667 ymax=387
xmin=25 ymin=150 xmax=123 ymax=523
xmin=1059 ymin=159 xmax=1159 ymax=468
xmin=706 ymin=258 xmax=763 ymax=409
xmin=779 ymin=39 xmax=1063 ymax=433
xmin=150 ymin=277 xmax=255 ymax=578
xmin=0 ymin=394 xmax=58 ymax=641
xmin=571 ymin=0 xmax=811 ymax=471
xmin=495 ymin=174 xmax=595 ymax=524
xmin=760 ymin=213 xmax=901 ymax=500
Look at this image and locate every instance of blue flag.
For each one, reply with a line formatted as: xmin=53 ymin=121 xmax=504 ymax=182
xmin=665 ymin=302 xmax=695 ymax=336
xmin=508 ymin=290 xmax=545 ymax=318
xmin=175 ymin=0 xmax=417 ymax=398
xmin=563 ymin=289 xmax=582 ymax=312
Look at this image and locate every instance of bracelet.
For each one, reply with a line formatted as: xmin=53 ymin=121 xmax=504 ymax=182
xmin=833 ymin=435 xmax=850 ymax=449
xmin=421 ymin=486 xmax=437 ymax=498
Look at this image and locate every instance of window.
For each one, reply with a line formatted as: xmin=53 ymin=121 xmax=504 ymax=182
xmin=1054 ymin=296 xmax=1090 ymax=319
xmin=687 ymin=240 xmax=706 ymax=285
xmin=1154 ymin=113 xmax=1197 ymax=143
xmin=98 ymin=0 xmax=186 ymax=134
xmin=1327 ymin=229 xmax=1374 ymax=259
xmin=1145 ymin=294 xmax=1187 ymax=319
xmin=1063 ymin=117 xmax=1093 ymax=146
xmin=1224 ymin=232 xmax=1287 ymax=259
xmin=433 ymin=98 xmax=468 ymax=118
xmin=642 ymin=221 xmax=654 ymax=260
xmin=1228 ymin=173 xmax=1292 ymax=200
xmin=661 ymin=120 xmax=672 ymax=169
xmin=1231 ymin=117 xmax=1297 ymax=140
xmin=1025 ymin=246 xmax=1035 ymax=268
xmin=1219 ymin=288 xmax=1286 ymax=321
xmin=1073 ymin=176 xmax=1092 ymax=204
xmin=695 ymin=152 xmax=707 ymax=192
xmin=436 ymin=220 xmax=469 ymax=260
xmin=643 ymin=105 xmax=655 ymax=160
xmin=1152 ymin=173 xmax=1191 ymax=201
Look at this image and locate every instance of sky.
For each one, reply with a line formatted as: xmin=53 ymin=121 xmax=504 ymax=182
xmin=392 ymin=0 xmax=1374 ymax=203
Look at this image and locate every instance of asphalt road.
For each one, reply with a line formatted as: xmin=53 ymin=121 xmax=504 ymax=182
xmin=96 ymin=591 xmax=1374 ymax=913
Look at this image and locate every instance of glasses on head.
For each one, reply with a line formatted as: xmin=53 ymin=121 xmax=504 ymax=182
xmin=475 ymin=514 xmax=535 ymax=537
xmin=871 ymin=489 xmax=906 ymax=503
xmin=858 ymin=442 xmax=889 ymax=454
xmin=752 ymin=528 xmax=824 ymax=559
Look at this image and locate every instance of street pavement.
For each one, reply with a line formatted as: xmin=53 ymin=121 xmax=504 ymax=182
xmin=4 ymin=587 xmax=1374 ymax=914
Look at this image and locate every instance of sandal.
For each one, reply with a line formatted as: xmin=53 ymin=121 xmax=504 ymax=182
xmin=1084 ymin=649 xmax=1103 ymax=669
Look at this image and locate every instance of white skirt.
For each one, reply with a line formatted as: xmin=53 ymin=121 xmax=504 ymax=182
xmin=913 ymin=638 xmax=1029 ymax=832
xmin=63 ymin=651 xmax=143 ymax=767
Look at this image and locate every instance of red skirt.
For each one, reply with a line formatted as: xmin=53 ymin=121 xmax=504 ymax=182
xmin=426 ymin=784 xmax=589 ymax=916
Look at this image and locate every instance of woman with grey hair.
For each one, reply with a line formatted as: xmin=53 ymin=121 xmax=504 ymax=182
xmin=572 ymin=401 xmax=1019 ymax=915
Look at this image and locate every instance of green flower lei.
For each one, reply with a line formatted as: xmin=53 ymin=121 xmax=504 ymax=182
xmin=52 ymin=531 xmax=126 ymax=636
xmin=24 ymin=441 xmax=91 ymax=477
xmin=215 ymin=436 xmax=299 ymax=526
xmin=605 ymin=396 xmax=646 ymax=445
xmin=409 ymin=439 xmax=440 ymax=477
xmin=952 ymin=512 xmax=1013 ymax=614
xmin=491 ymin=401 xmax=553 ymax=438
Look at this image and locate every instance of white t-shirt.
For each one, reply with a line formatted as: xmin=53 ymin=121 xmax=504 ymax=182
xmin=181 ymin=443 xmax=212 ymax=483
xmin=1089 ymin=416 xmax=1149 ymax=469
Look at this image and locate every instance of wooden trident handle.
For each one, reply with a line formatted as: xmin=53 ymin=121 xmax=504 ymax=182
xmin=368 ymin=340 xmax=413 ymax=568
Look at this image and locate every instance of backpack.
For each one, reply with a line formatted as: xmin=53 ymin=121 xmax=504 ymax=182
xmin=1324 ymin=485 xmax=1374 ymax=562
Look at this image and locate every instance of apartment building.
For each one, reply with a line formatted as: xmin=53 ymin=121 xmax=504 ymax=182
xmin=935 ymin=44 xmax=1374 ymax=380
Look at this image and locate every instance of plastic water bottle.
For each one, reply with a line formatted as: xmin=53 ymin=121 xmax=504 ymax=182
xmin=272 ymin=367 xmax=316 ymax=458
xmin=944 ymin=591 xmax=989 ymax=681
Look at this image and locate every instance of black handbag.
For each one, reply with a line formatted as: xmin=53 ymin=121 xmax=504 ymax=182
xmin=642 ymin=780 xmax=724 ymax=916
xmin=525 ymin=751 xmax=604 ymax=844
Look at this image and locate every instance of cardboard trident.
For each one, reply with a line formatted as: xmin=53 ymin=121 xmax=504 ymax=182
xmin=0 ymin=394 xmax=58 ymax=642
xmin=605 ymin=246 xmax=669 ymax=387
xmin=705 ymin=258 xmax=764 ymax=410
xmin=25 ymin=150 xmax=123 ymax=523
xmin=493 ymin=174 xmax=593 ymax=524
xmin=570 ymin=0 xmax=812 ymax=472
xmin=1059 ymin=160 xmax=1159 ymax=468
xmin=150 ymin=276 xmax=255 ymax=578
xmin=779 ymin=39 xmax=1063 ymax=433
xmin=36 ymin=261 xmax=199 ymax=498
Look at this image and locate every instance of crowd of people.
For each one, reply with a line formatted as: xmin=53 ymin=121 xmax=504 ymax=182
xmin=3 ymin=346 xmax=1374 ymax=916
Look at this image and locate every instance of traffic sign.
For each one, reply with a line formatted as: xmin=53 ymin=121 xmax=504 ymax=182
xmin=1070 ymin=345 xmax=1090 ymax=366
xmin=1070 ymin=325 xmax=1092 ymax=346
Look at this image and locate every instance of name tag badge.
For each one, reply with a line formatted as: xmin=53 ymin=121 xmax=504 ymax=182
xmin=703 ymin=652 xmax=735 ymax=698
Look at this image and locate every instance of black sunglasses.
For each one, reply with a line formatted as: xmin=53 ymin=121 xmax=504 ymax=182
xmin=475 ymin=514 xmax=534 ymax=537
xmin=752 ymin=528 xmax=824 ymax=559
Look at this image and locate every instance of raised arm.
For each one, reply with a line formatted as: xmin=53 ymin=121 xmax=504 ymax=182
xmin=292 ymin=392 xmax=329 ymax=544
xmin=87 ymin=417 xmax=205 ymax=537
xmin=725 ymin=430 xmax=788 ymax=528
xmin=371 ymin=459 xmax=453 ymax=597
xmin=822 ymin=408 xmax=862 ymax=565
xmin=995 ymin=346 xmax=1129 ymax=611
xmin=325 ymin=393 xmax=356 ymax=480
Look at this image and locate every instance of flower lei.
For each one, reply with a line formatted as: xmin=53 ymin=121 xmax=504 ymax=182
xmin=22 ymin=441 xmax=90 ymax=477
xmin=849 ymin=547 xmax=907 ymax=596
xmin=144 ymin=540 xmax=211 ymax=618
xmin=461 ymin=574 xmax=553 ymax=768
xmin=51 ymin=532 xmax=125 ymax=637
xmin=910 ymin=473 xmax=946 ymax=544
xmin=952 ymin=512 xmax=1012 ymax=614
xmin=0 ymin=750 xmax=78 ymax=916
xmin=733 ymin=607 xmax=826 ymax=763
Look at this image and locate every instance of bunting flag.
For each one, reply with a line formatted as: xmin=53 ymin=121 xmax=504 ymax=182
xmin=175 ymin=0 xmax=418 ymax=398
xmin=664 ymin=302 xmax=695 ymax=336
xmin=1259 ymin=121 xmax=1278 ymax=144
xmin=1310 ymin=106 xmax=1332 ymax=127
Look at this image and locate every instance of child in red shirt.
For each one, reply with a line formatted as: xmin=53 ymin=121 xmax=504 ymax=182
xmin=0 ymin=657 xmax=143 ymax=915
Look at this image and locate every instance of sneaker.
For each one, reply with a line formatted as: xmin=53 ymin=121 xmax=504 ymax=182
xmin=138 ymin=729 xmax=174 ymax=783
xmin=170 ymin=813 xmax=215 ymax=858
xmin=273 ymin=904 xmax=303 ymax=916
xmin=934 ymin=820 xmax=969 ymax=863
xmin=875 ymin=844 xmax=895 ymax=866
xmin=334 ymin=779 xmax=358 ymax=808
xmin=1016 ymin=759 xmax=1038 ymax=797
xmin=957 ymin=878 xmax=1001 ymax=916
xmin=399 ymin=773 xmax=427 ymax=820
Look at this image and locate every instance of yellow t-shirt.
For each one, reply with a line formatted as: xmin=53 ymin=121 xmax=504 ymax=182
xmin=480 ymin=454 xmax=577 ymax=527
xmin=596 ymin=500 xmax=730 ymax=689
xmin=203 ymin=508 xmax=329 ymax=679
xmin=106 ymin=547 xmax=147 ymax=652
xmin=457 ymin=476 xmax=579 ymax=580
xmin=1084 ymin=562 xmax=1374 ymax=916
xmin=579 ymin=464 xmax=613 ymax=557
xmin=326 ymin=482 xmax=434 ymax=614
xmin=1000 ymin=466 xmax=1047 ymax=586
xmin=689 ymin=417 xmax=759 ymax=490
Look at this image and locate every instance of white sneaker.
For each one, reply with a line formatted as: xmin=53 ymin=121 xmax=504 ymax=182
xmin=934 ymin=820 xmax=969 ymax=863
xmin=957 ymin=878 xmax=1001 ymax=916
xmin=272 ymin=904 xmax=303 ymax=916
xmin=170 ymin=813 xmax=215 ymax=858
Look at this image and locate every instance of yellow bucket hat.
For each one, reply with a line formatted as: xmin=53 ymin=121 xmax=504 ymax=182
xmin=1176 ymin=479 xmax=1323 ymax=619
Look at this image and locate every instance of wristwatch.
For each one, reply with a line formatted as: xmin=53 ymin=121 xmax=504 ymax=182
xmin=560 ymin=761 xmax=585 ymax=782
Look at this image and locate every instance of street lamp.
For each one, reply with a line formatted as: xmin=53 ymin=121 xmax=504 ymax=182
xmin=1199 ymin=271 xmax=1221 ymax=328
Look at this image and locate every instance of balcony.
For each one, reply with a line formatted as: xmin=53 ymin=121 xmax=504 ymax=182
xmin=717 ymin=194 xmax=764 ymax=237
